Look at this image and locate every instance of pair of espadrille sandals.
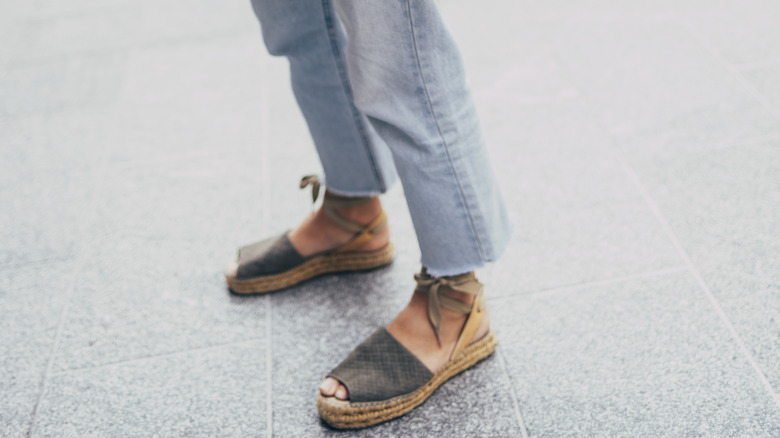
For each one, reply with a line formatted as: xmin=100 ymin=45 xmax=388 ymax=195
xmin=225 ymin=176 xmax=497 ymax=429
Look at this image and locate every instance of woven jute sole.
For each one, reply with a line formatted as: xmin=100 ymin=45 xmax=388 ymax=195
xmin=226 ymin=242 xmax=394 ymax=294
xmin=317 ymin=330 xmax=499 ymax=429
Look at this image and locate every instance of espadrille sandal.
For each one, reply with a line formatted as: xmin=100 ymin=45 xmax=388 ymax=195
xmin=225 ymin=176 xmax=394 ymax=294
xmin=317 ymin=268 xmax=498 ymax=429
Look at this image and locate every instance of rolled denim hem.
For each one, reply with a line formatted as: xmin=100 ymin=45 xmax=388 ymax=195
xmin=324 ymin=185 xmax=384 ymax=198
xmin=423 ymin=262 xmax=486 ymax=278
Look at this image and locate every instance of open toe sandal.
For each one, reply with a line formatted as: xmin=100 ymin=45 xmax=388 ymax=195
xmin=317 ymin=268 xmax=498 ymax=429
xmin=225 ymin=175 xmax=394 ymax=294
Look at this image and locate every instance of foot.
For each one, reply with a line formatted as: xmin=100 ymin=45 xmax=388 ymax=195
xmin=318 ymin=284 xmax=491 ymax=400
xmin=288 ymin=193 xmax=389 ymax=257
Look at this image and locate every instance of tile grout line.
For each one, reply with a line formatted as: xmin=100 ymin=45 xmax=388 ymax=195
xmin=488 ymin=8 xmax=537 ymax=436
xmin=26 ymin=149 xmax=109 ymax=438
xmin=259 ymin=54 xmax=274 ymax=438
xmin=265 ymin=294 xmax=273 ymax=438
xmin=619 ymin=159 xmax=780 ymax=410
xmin=26 ymin=248 xmax=84 ymax=437
xmin=490 ymin=266 xmax=690 ymax=301
xmin=48 ymin=338 xmax=267 ymax=377
xmin=669 ymin=11 xmax=780 ymax=123
xmin=0 ymin=254 xmax=76 ymax=271
xmin=496 ymin=347 xmax=530 ymax=438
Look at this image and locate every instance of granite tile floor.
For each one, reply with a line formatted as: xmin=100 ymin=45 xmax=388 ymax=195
xmin=1 ymin=0 xmax=779 ymax=436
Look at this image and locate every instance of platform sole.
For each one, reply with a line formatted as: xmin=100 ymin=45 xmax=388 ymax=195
xmin=317 ymin=330 xmax=499 ymax=429
xmin=226 ymin=242 xmax=394 ymax=294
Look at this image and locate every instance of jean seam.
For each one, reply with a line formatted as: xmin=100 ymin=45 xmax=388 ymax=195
xmin=405 ymin=0 xmax=487 ymax=262
xmin=321 ymin=0 xmax=386 ymax=193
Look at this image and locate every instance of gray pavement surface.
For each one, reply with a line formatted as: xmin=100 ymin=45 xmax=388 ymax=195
xmin=1 ymin=0 xmax=779 ymax=436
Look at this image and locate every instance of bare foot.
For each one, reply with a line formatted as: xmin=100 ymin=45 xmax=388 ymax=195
xmin=288 ymin=193 xmax=389 ymax=257
xmin=318 ymin=285 xmax=491 ymax=400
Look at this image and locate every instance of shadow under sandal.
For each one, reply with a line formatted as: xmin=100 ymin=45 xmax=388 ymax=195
xmin=317 ymin=269 xmax=499 ymax=429
xmin=225 ymin=176 xmax=395 ymax=294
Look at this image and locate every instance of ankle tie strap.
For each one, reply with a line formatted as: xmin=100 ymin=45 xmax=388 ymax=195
xmin=300 ymin=175 xmax=322 ymax=203
xmin=299 ymin=175 xmax=387 ymax=253
xmin=300 ymin=175 xmax=374 ymax=209
xmin=414 ymin=268 xmax=484 ymax=347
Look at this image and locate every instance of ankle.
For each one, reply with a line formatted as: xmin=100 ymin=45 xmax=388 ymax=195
xmin=442 ymin=288 xmax=477 ymax=306
xmin=325 ymin=192 xmax=382 ymax=225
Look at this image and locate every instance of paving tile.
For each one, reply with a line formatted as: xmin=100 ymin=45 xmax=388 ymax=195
xmin=613 ymin=95 xmax=779 ymax=162
xmin=269 ymin=269 xmax=524 ymax=437
xmin=87 ymin=154 xmax=270 ymax=246
xmin=443 ymin=0 xmax=564 ymax=106
xmin=505 ymin=150 xmax=639 ymax=209
xmin=49 ymin=233 xmax=266 ymax=372
xmin=742 ymin=63 xmax=780 ymax=114
xmin=705 ymin=273 xmax=780 ymax=388
xmin=0 ymin=261 xmax=74 ymax=437
xmin=141 ymin=0 xmax=260 ymax=45
xmin=616 ymin=126 xmax=780 ymax=402
xmin=526 ymin=5 xmax=748 ymax=135
xmin=617 ymin=110 xmax=780 ymax=279
xmin=0 ymin=14 xmax=24 ymax=66
xmin=0 ymin=53 xmax=124 ymax=116
xmin=9 ymin=0 xmax=258 ymax=63
xmin=0 ymin=107 xmax=117 ymax=173
xmin=0 ymin=53 xmax=126 ymax=117
xmin=492 ymin=109 xmax=639 ymax=209
xmin=99 ymin=100 xmax=268 ymax=166
xmin=9 ymin=6 xmax=142 ymax=62
xmin=35 ymin=341 xmax=267 ymax=438
xmin=116 ymin=33 xmax=265 ymax=108
xmin=526 ymin=0 xmax=673 ymax=20
xmin=477 ymin=102 xmax=661 ymax=293
xmin=669 ymin=0 xmax=780 ymax=67
xmin=485 ymin=100 xmax=604 ymax=173
xmin=494 ymin=272 xmax=780 ymax=437
xmin=0 ymin=165 xmax=95 ymax=268
xmin=102 ymin=33 xmax=268 ymax=165
xmin=491 ymin=198 xmax=682 ymax=296
xmin=19 ymin=0 xmax=136 ymax=16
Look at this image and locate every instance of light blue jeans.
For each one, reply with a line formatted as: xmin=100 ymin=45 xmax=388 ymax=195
xmin=250 ymin=0 xmax=511 ymax=276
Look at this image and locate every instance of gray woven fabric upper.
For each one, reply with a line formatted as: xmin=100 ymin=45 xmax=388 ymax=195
xmin=327 ymin=328 xmax=434 ymax=403
xmin=235 ymin=233 xmax=307 ymax=280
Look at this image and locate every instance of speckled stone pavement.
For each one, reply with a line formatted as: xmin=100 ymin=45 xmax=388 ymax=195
xmin=1 ymin=0 xmax=778 ymax=436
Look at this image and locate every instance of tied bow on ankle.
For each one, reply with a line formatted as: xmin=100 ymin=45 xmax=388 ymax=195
xmin=298 ymin=174 xmax=377 ymax=219
xmin=414 ymin=268 xmax=484 ymax=347
xmin=300 ymin=174 xmax=322 ymax=203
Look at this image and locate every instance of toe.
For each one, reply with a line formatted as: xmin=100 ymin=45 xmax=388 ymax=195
xmin=319 ymin=378 xmax=338 ymax=396
xmin=319 ymin=378 xmax=349 ymax=400
xmin=225 ymin=260 xmax=238 ymax=278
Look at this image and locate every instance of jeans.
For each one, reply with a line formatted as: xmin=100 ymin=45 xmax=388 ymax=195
xmin=250 ymin=0 xmax=511 ymax=276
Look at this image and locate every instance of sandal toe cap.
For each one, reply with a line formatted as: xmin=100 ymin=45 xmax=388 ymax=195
xmin=234 ymin=233 xmax=306 ymax=280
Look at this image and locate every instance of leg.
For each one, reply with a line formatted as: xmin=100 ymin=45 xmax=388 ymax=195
xmin=319 ymin=0 xmax=510 ymax=425
xmin=330 ymin=0 xmax=511 ymax=276
xmin=249 ymin=0 xmax=397 ymax=196
xmin=226 ymin=0 xmax=400 ymax=292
